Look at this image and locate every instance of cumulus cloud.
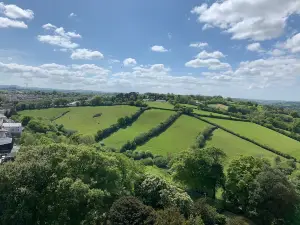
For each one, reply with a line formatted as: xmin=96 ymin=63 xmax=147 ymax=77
xmin=202 ymin=24 xmax=213 ymax=30
xmin=123 ymin=58 xmax=137 ymax=67
xmin=0 ymin=2 xmax=34 ymax=19
xmin=38 ymin=24 xmax=81 ymax=49
xmin=151 ymin=45 xmax=169 ymax=52
xmin=0 ymin=2 xmax=34 ymax=29
xmin=268 ymin=49 xmax=285 ymax=56
xmin=196 ymin=50 xmax=225 ymax=59
xmin=191 ymin=0 xmax=300 ymax=41
xmin=284 ymin=33 xmax=300 ymax=53
xmin=189 ymin=42 xmax=208 ymax=48
xmin=69 ymin=12 xmax=77 ymax=18
xmin=185 ymin=58 xmax=231 ymax=70
xmin=71 ymin=49 xmax=104 ymax=60
xmin=246 ymin=43 xmax=264 ymax=52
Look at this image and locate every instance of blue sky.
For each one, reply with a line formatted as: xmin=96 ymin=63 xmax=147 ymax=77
xmin=0 ymin=0 xmax=300 ymax=100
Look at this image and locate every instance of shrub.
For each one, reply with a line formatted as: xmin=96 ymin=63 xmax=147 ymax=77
xmin=153 ymin=156 xmax=169 ymax=169
xmin=155 ymin=208 xmax=185 ymax=225
xmin=109 ymin=196 xmax=156 ymax=225
xmin=93 ymin=113 xmax=102 ymax=118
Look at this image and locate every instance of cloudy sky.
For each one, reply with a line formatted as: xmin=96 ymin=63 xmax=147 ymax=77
xmin=0 ymin=0 xmax=300 ymax=100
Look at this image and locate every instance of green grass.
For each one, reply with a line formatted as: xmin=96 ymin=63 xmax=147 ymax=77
xmin=19 ymin=108 xmax=69 ymax=120
xmin=137 ymin=115 xmax=210 ymax=156
xmin=145 ymin=166 xmax=174 ymax=182
xmin=54 ymin=106 xmax=138 ymax=135
xmin=194 ymin=108 xmax=231 ymax=118
xmin=104 ymin=109 xmax=174 ymax=148
xmin=207 ymin=129 xmax=280 ymax=165
xmin=208 ymin=104 xmax=228 ymax=111
xmin=206 ymin=118 xmax=300 ymax=160
xmin=147 ymin=101 xmax=174 ymax=109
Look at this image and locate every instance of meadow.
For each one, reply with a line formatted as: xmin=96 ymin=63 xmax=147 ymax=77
xmin=207 ymin=129 xmax=280 ymax=165
xmin=206 ymin=118 xmax=300 ymax=160
xmin=54 ymin=106 xmax=138 ymax=135
xmin=137 ymin=115 xmax=210 ymax=156
xmin=103 ymin=109 xmax=175 ymax=149
xmin=146 ymin=101 xmax=174 ymax=109
xmin=19 ymin=108 xmax=70 ymax=120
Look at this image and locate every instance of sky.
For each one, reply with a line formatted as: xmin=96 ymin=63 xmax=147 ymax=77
xmin=0 ymin=0 xmax=300 ymax=100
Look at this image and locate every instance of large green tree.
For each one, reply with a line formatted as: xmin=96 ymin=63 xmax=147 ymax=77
xmin=172 ymin=147 xmax=226 ymax=199
xmin=0 ymin=144 xmax=142 ymax=225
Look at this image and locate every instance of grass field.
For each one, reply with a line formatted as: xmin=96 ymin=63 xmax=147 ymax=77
xmin=19 ymin=108 xmax=70 ymax=120
xmin=206 ymin=118 xmax=300 ymax=160
xmin=54 ymin=106 xmax=138 ymax=135
xmin=208 ymin=104 xmax=228 ymax=111
xmin=147 ymin=101 xmax=174 ymax=109
xmin=137 ymin=115 xmax=210 ymax=156
xmin=194 ymin=108 xmax=231 ymax=118
xmin=207 ymin=129 xmax=279 ymax=165
xmin=103 ymin=109 xmax=174 ymax=148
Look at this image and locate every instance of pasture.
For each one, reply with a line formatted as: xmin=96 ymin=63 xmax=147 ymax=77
xmin=206 ymin=118 xmax=300 ymax=160
xmin=146 ymin=101 xmax=174 ymax=109
xmin=208 ymin=104 xmax=228 ymax=111
xmin=207 ymin=129 xmax=279 ymax=165
xmin=54 ymin=106 xmax=139 ymax=135
xmin=19 ymin=108 xmax=69 ymax=120
xmin=104 ymin=109 xmax=175 ymax=148
xmin=137 ymin=115 xmax=210 ymax=156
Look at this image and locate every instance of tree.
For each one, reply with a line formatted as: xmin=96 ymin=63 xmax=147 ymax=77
xmin=109 ymin=196 xmax=156 ymax=225
xmin=155 ymin=208 xmax=185 ymax=225
xmin=172 ymin=148 xmax=226 ymax=199
xmin=0 ymin=144 xmax=142 ymax=225
xmin=224 ymin=156 xmax=269 ymax=213
xmin=226 ymin=217 xmax=248 ymax=225
xmin=249 ymin=168 xmax=298 ymax=224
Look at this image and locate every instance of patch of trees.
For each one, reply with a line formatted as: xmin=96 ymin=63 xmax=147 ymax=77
xmin=95 ymin=107 xmax=149 ymax=142
xmin=174 ymin=104 xmax=194 ymax=115
xmin=194 ymin=115 xmax=298 ymax=162
xmin=192 ymin=126 xmax=218 ymax=149
xmin=92 ymin=113 xmax=102 ymax=118
xmin=119 ymin=112 xmax=182 ymax=152
xmin=124 ymin=150 xmax=170 ymax=168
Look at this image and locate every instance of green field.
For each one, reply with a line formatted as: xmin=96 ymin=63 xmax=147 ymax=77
xmin=206 ymin=118 xmax=300 ymax=160
xmin=137 ymin=115 xmax=210 ymax=156
xmin=19 ymin=108 xmax=69 ymax=119
xmin=54 ymin=106 xmax=138 ymax=135
xmin=207 ymin=129 xmax=279 ymax=165
xmin=104 ymin=109 xmax=174 ymax=148
xmin=194 ymin=108 xmax=230 ymax=118
xmin=146 ymin=101 xmax=174 ymax=109
xmin=208 ymin=104 xmax=228 ymax=111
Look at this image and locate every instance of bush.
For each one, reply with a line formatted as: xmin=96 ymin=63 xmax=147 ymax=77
xmin=109 ymin=196 xmax=156 ymax=225
xmin=226 ymin=217 xmax=248 ymax=225
xmin=141 ymin=157 xmax=154 ymax=166
xmin=93 ymin=113 xmax=102 ymax=118
xmin=153 ymin=156 xmax=169 ymax=169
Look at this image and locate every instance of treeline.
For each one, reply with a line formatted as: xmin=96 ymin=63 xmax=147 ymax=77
xmin=95 ymin=107 xmax=149 ymax=142
xmin=119 ymin=112 xmax=182 ymax=152
xmin=51 ymin=110 xmax=70 ymax=121
xmin=194 ymin=115 xmax=298 ymax=162
xmin=192 ymin=126 xmax=218 ymax=149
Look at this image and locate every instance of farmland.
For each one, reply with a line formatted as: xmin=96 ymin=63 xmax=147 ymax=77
xmin=207 ymin=129 xmax=279 ymax=165
xmin=104 ymin=109 xmax=175 ymax=149
xmin=19 ymin=108 xmax=69 ymax=120
xmin=137 ymin=115 xmax=210 ymax=156
xmin=146 ymin=101 xmax=174 ymax=109
xmin=54 ymin=106 xmax=138 ymax=135
xmin=206 ymin=118 xmax=300 ymax=160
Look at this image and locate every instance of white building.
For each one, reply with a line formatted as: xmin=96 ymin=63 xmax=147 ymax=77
xmin=2 ymin=123 xmax=22 ymax=136
xmin=68 ymin=101 xmax=79 ymax=107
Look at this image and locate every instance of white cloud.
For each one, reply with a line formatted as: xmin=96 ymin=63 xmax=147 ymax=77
xmin=0 ymin=2 xmax=34 ymax=20
xmin=189 ymin=42 xmax=208 ymax=48
xmin=268 ymin=49 xmax=285 ymax=56
xmin=185 ymin=58 xmax=231 ymax=70
xmin=0 ymin=17 xmax=27 ymax=28
xmin=196 ymin=50 xmax=225 ymax=59
xmin=202 ymin=24 xmax=213 ymax=30
xmin=38 ymin=24 xmax=81 ymax=49
xmin=191 ymin=0 xmax=300 ymax=41
xmin=284 ymin=33 xmax=300 ymax=53
xmin=108 ymin=59 xmax=120 ymax=64
xmin=71 ymin=49 xmax=104 ymax=60
xmin=246 ymin=43 xmax=264 ymax=52
xmin=69 ymin=12 xmax=77 ymax=18
xmin=123 ymin=58 xmax=137 ymax=67
xmin=151 ymin=45 xmax=168 ymax=52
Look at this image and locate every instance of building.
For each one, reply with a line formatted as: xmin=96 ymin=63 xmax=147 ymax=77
xmin=67 ymin=101 xmax=79 ymax=107
xmin=2 ymin=123 xmax=22 ymax=136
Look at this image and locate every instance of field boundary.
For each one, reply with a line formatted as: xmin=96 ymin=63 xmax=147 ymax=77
xmin=119 ymin=112 xmax=182 ymax=152
xmin=51 ymin=110 xmax=70 ymax=122
xmin=191 ymin=125 xmax=218 ymax=149
xmin=192 ymin=114 xmax=298 ymax=162
xmin=95 ymin=107 xmax=149 ymax=142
